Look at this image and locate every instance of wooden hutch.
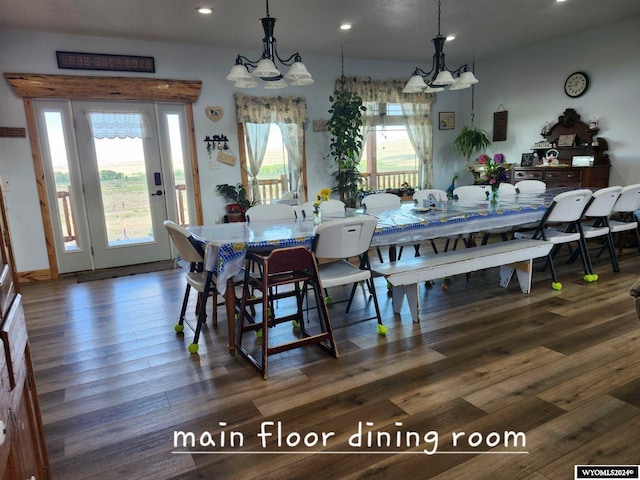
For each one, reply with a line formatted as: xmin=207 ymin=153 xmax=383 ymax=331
xmin=512 ymin=108 xmax=610 ymax=188
xmin=0 ymin=183 xmax=50 ymax=479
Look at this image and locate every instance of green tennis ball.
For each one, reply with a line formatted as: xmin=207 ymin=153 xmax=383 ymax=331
xmin=255 ymin=328 xmax=263 ymax=338
xmin=188 ymin=343 xmax=199 ymax=354
xmin=291 ymin=320 xmax=300 ymax=328
xmin=174 ymin=323 xmax=184 ymax=333
xmin=592 ymin=274 xmax=599 ymax=282
xmin=324 ymin=296 xmax=333 ymax=305
xmin=377 ymin=324 xmax=388 ymax=335
xmin=551 ymin=282 xmax=563 ymax=290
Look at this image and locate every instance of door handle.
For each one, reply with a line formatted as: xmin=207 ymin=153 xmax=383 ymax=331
xmin=151 ymin=190 xmax=164 ymax=196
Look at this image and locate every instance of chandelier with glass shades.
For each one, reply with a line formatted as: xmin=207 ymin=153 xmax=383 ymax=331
xmin=226 ymin=0 xmax=313 ymax=89
xmin=403 ymin=0 xmax=478 ymax=93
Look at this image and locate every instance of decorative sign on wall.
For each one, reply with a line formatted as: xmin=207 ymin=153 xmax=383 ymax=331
xmin=56 ymin=51 xmax=156 ymax=73
xmin=312 ymin=120 xmax=328 ymax=132
xmin=0 ymin=127 xmax=26 ymax=138
xmin=205 ymin=106 xmax=224 ymax=122
xmin=493 ymin=107 xmax=508 ymax=141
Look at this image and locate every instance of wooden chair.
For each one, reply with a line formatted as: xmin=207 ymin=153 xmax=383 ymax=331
xmin=236 ymin=246 xmax=338 ymax=379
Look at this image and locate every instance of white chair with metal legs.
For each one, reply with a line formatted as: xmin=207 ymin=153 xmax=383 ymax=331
xmin=569 ymin=186 xmax=622 ymax=275
xmin=515 ymin=180 xmax=547 ymax=194
xmin=604 ymin=184 xmax=640 ymax=257
xmin=164 ymin=220 xmax=222 ymax=353
xmin=311 ymin=215 xmax=386 ymax=334
xmin=361 ymin=193 xmax=402 ymax=262
xmin=514 ymin=189 xmax=594 ymax=289
xmin=245 ymin=203 xmax=297 ymax=223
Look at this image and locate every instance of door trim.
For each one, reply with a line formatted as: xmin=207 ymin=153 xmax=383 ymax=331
xmin=5 ymin=73 xmax=203 ymax=280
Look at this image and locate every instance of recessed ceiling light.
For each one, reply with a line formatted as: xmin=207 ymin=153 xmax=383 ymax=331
xmin=556 ymin=0 xmax=567 ymax=2
xmin=340 ymin=24 xmax=352 ymax=30
xmin=197 ymin=7 xmax=213 ymax=14
xmin=446 ymin=35 xmax=455 ymax=41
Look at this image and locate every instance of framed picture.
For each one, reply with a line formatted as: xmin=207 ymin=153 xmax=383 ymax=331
xmin=557 ymin=133 xmax=576 ymax=147
xmin=439 ymin=112 xmax=455 ymax=130
xmin=521 ymin=153 xmax=535 ymax=166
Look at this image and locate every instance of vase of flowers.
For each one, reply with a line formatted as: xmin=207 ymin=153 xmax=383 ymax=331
xmin=477 ymin=153 xmax=509 ymax=203
xmin=313 ymin=188 xmax=331 ymax=224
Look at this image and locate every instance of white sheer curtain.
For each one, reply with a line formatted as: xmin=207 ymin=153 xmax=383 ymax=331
xmin=234 ymin=94 xmax=309 ymax=202
xmin=244 ymin=123 xmax=271 ymax=202
xmin=402 ymin=103 xmax=434 ymax=189
xmin=277 ymin=123 xmax=305 ymax=201
xmin=336 ymin=77 xmax=434 ymax=189
xmin=87 ymin=111 xmax=151 ymax=139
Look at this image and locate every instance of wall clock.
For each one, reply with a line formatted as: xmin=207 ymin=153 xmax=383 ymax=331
xmin=564 ymin=72 xmax=589 ymax=98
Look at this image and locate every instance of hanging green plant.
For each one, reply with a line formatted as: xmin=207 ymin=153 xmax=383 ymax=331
xmin=326 ymin=88 xmax=366 ymax=208
xmin=452 ymin=124 xmax=492 ymax=161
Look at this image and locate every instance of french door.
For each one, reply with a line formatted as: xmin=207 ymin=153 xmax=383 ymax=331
xmin=36 ymin=100 xmax=188 ymax=273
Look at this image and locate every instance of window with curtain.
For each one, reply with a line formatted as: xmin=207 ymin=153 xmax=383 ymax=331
xmin=234 ymin=93 xmax=308 ymax=203
xmin=337 ymin=77 xmax=434 ymax=190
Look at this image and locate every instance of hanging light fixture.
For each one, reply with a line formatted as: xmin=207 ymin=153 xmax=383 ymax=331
xmin=403 ymin=0 xmax=478 ymax=94
xmin=226 ymin=0 xmax=313 ymax=89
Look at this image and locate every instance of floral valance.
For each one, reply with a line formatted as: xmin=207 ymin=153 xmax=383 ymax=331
xmin=234 ymin=93 xmax=308 ymax=125
xmin=335 ymin=76 xmax=434 ymax=105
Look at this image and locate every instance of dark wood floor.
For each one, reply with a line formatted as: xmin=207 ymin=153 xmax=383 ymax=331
xmin=21 ymin=244 xmax=640 ymax=480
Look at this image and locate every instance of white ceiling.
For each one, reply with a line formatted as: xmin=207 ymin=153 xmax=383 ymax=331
xmin=2 ymin=0 xmax=640 ymax=68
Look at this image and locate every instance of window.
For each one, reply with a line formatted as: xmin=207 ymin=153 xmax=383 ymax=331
xmin=360 ymin=103 xmax=419 ymax=191
xmin=244 ymin=124 xmax=292 ymax=204
xmin=235 ymin=94 xmax=309 ymax=204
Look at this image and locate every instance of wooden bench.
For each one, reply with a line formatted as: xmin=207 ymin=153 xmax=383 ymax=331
xmin=371 ymin=239 xmax=553 ymax=323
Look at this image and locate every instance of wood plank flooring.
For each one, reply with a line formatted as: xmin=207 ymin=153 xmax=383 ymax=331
xmin=20 ymin=245 xmax=640 ymax=480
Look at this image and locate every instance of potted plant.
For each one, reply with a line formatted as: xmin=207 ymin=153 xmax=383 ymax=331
xmin=215 ymin=183 xmax=255 ymax=222
xmin=326 ymin=88 xmax=367 ymax=208
xmin=452 ymin=124 xmax=492 ymax=161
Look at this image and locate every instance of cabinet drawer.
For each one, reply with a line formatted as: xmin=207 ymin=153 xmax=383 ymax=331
xmin=1 ymin=294 xmax=26 ymax=390
xmin=542 ymin=170 xmax=581 ymax=183
xmin=0 ymin=264 xmax=15 ymax=321
xmin=513 ymin=169 xmax=542 ymax=180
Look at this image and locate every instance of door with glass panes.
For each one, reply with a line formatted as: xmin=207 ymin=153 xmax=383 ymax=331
xmin=36 ymin=100 xmax=193 ymax=272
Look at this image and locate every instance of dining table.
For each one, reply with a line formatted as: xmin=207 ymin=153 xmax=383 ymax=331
xmin=188 ymin=189 xmax=557 ymax=354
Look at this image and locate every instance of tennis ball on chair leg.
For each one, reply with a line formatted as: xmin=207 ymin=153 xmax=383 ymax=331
xmin=188 ymin=343 xmax=199 ymax=354
xmin=551 ymin=282 xmax=562 ymax=290
xmin=174 ymin=323 xmax=184 ymax=333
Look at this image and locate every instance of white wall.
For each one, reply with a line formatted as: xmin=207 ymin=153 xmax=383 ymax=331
xmin=1 ymin=16 xmax=638 ymax=273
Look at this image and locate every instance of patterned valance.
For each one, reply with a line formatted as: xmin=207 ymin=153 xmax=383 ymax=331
xmin=234 ymin=93 xmax=309 ymax=125
xmin=335 ymin=76 xmax=434 ymax=105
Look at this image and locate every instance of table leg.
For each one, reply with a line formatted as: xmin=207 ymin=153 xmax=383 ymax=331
xmin=225 ymin=278 xmax=236 ymax=355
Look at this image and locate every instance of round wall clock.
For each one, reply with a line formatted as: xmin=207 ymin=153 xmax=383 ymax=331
xmin=564 ymin=72 xmax=589 ymax=98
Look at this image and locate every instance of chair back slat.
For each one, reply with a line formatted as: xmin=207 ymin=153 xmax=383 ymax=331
xmin=583 ymin=186 xmax=622 ymax=218
xmin=546 ymin=189 xmax=593 ymax=223
xmin=312 ymin=216 xmax=377 ymax=260
xmin=163 ymin=220 xmax=204 ymax=263
xmin=612 ymin=184 xmax=640 ymax=213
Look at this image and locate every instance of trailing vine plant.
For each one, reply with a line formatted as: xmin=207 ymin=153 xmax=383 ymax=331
xmin=326 ymin=49 xmax=366 ymax=208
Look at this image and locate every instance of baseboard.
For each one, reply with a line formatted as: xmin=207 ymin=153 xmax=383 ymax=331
xmin=17 ymin=269 xmax=52 ymax=283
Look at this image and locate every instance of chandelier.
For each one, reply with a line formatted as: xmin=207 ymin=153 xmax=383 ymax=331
xmin=225 ymin=0 xmax=314 ymax=89
xmin=403 ymin=0 xmax=478 ymax=93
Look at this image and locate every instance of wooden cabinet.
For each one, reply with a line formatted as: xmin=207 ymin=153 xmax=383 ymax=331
xmin=0 ymin=183 xmax=49 ymax=480
xmin=512 ymin=165 xmax=610 ymax=188
xmin=513 ymin=108 xmax=611 ymax=188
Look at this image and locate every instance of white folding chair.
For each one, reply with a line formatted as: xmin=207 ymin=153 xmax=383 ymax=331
xmin=164 ymin=220 xmax=221 ymax=353
xmin=297 ymin=199 xmax=346 ymax=219
xmin=361 ymin=193 xmax=402 ymax=262
xmin=453 ymin=185 xmax=489 ymax=202
xmin=604 ymin=183 xmax=640 ymax=256
xmin=570 ymin=186 xmax=622 ymax=273
xmin=514 ymin=189 xmax=594 ymax=289
xmin=311 ymin=215 xmax=385 ymax=334
xmin=245 ymin=203 xmax=297 ymax=223
xmin=498 ymin=183 xmax=518 ymax=196
xmin=515 ymin=180 xmax=546 ymax=194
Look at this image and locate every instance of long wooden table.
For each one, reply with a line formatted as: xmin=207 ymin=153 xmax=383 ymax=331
xmin=189 ymin=191 xmax=554 ymax=354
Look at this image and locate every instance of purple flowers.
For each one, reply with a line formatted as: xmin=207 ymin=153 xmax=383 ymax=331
xmin=477 ymin=153 xmax=509 ymax=190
